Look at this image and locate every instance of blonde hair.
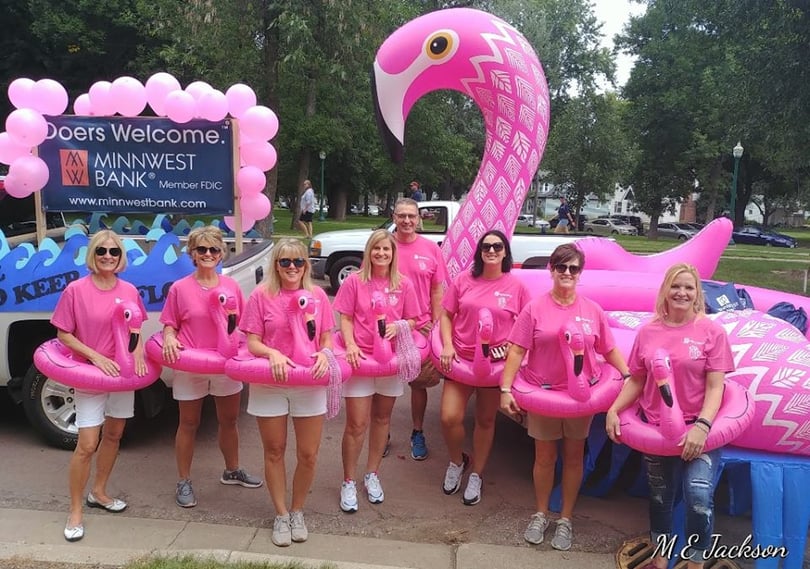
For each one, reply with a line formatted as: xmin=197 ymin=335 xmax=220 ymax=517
xmin=265 ymin=238 xmax=313 ymax=295
xmin=359 ymin=229 xmax=401 ymax=290
xmin=655 ymin=263 xmax=705 ymax=321
xmin=86 ymin=230 xmax=127 ymax=274
xmin=187 ymin=226 xmax=226 ymax=267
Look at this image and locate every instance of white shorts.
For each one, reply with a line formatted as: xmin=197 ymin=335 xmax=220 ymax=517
xmin=343 ymin=376 xmax=403 ymax=398
xmin=75 ymin=390 xmax=135 ymax=429
xmin=172 ymin=371 xmax=243 ymax=401
xmin=247 ymin=384 xmax=327 ymax=418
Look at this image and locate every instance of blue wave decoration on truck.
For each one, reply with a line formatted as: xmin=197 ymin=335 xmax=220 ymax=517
xmin=0 ymin=231 xmax=194 ymax=312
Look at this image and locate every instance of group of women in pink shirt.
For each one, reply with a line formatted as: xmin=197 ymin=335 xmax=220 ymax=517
xmin=53 ymin=202 xmax=733 ymax=569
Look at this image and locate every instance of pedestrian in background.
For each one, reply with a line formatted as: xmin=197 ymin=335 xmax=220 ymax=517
xmin=297 ymin=180 xmax=317 ymax=239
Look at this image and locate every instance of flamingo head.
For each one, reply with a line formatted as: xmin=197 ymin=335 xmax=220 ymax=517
xmin=478 ymin=307 xmax=493 ymax=357
xmin=210 ymin=287 xmax=238 ymax=335
xmin=372 ymin=8 xmax=549 ymax=163
xmin=371 ymin=291 xmax=388 ymax=338
xmin=293 ymin=290 xmax=317 ymax=341
xmin=651 ymin=348 xmax=675 ymax=408
xmin=560 ymin=322 xmax=585 ymax=376
xmin=116 ymin=301 xmax=144 ymax=353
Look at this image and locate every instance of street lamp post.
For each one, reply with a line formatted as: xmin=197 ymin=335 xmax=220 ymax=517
xmin=318 ymin=151 xmax=326 ymax=221
xmin=730 ymin=141 xmax=744 ymax=225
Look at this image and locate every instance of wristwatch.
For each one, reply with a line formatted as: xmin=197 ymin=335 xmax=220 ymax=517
xmin=499 ymin=387 xmax=512 ymax=394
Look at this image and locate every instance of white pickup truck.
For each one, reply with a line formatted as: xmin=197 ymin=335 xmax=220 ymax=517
xmin=309 ymin=200 xmax=587 ymax=290
xmin=0 ymin=197 xmax=273 ymax=449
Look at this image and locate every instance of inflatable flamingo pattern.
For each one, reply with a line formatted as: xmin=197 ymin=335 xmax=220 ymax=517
xmin=373 ymin=8 xmax=550 ymax=278
xmin=34 ymin=300 xmax=160 ymax=392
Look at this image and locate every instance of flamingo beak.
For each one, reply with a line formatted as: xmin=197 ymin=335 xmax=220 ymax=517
xmin=573 ymin=354 xmax=584 ymax=376
xmin=128 ymin=330 xmax=139 ymax=353
xmin=371 ymin=68 xmax=404 ymax=163
xmin=377 ymin=318 xmax=387 ymax=339
xmin=227 ymin=313 xmax=237 ymax=335
xmin=306 ymin=319 xmax=316 ymax=342
xmin=481 ymin=343 xmax=490 ymax=358
xmin=659 ymin=383 xmax=674 ymax=408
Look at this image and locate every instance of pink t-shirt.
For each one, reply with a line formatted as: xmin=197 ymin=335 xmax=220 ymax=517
xmin=51 ymin=275 xmax=147 ymax=359
xmin=628 ymin=316 xmax=734 ymax=424
xmin=395 ymin=235 xmax=446 ymax=327
xmin=333 ymin=273 xmax=420 ymax=353
xmin=159 ymin=274 xmax=244 ymax=350
xmin=442 ymin=271 xmax=531 ymax=361
xmin=508 ymin=293 xmax=615 ymax=390
xmin=239 ymin=285 xmax=335 ymax=365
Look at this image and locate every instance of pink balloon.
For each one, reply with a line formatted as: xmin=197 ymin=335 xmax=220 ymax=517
xmin=198 ymin=89 xmax=228 ymax=122
xmin=240 ymin=141 xmax=277 ymax=171
xmin=164 ymin=90 xmax=196 ymax=124
xmin=111 ymin=76 xmax=147 ymax=117
xmin=8 ymin=78 xmax=35 ymax=110
xmin=223 ymin=214 xmax=256 ymax=233
xmin=73 ymin=93 xmax=92 ymax=115
xmin=8 ymin=155 xmax=50 ymax=193
xmin=5 ymin=109 xmax=48 ymax=146
xmin=0 ymin=132 xmax=32 ymax=165
xmin=145 ymin=72 xmax=182 ymax=116
xmin=31 ymin=79 xmax=69 ymax=116
xmin=2 ymin=174 xmax=34 ymax=199
xmin=225 ymin=84 xmax=257 ymax=119
xmin=88 ymin=81 xmax=115 ymax=116
xmin=240 ymin=106 xmax=279 ymax=142
xmin=242 ymin=193 xmax=271 ymax=220
xmin=185 ymin=81 xmax=212 ymax=101
xmin=236 ymin=166 xmax=266 ymax=197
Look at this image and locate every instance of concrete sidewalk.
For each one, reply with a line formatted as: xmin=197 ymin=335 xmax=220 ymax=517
xmin=0 ymin=508 xmax=617 ymax=569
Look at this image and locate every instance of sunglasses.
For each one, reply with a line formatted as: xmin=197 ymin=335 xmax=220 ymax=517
xmin=552 ymin=263 xmax=582 ymax=275
xmin=195 ymin=246 xmax=222 ymax=255
xmin=95 ymin=246 xmax=122 ymax=257
xmin=481 ymin=242 xmax=505 ymax=252
xmin=278 ymin=257 xmax=306 ymax=268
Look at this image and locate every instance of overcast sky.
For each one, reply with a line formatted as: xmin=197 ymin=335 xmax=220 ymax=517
xmin=592 ymin=0 xmax=647 ymax=87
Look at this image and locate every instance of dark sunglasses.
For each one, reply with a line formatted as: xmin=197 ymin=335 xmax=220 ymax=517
xmin=481 ymin=242 xmax=505 ymax=252
xmin=95 ymin=246 xmax=122 ymax=257
xmin=278 ymin=257 xmax=306 ymax=268
xmin=553 ymin=263 xmax=581 ymax=275
xmin=195 ymin=246 xmax=222 ymax=255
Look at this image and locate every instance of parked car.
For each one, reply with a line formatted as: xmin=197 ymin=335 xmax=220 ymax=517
xmin=732 ymin=226 xmax=798 ymax=248
xmin=656 ymin=222 xmax=699 ymax=241
xmin=583 ymin=218 xmax=638 ymax=236
xmin=549 ymin=213 xmax=587 ymax=232
xmin=516 ymin=213 xmax=537 ymax=227
xmin=606 ymin=214 xmax=645 ymax=236
xmin=350 ymin=204 xmax=381 ymax=216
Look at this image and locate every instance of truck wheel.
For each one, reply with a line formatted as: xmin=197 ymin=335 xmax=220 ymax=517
xmin=22 ymin=365 xmax=78 ymax=450
xmin=329 ymin=256 xmax=362 ymax=291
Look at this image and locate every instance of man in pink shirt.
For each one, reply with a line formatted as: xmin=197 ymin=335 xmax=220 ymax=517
xmin=392 ymin=198 xmax=446 ymax=460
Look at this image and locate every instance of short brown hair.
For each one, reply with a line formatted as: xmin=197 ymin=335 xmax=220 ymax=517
xmin=187 ymin=226 xmax=226 ymax=266
xmin=548 ymin=243 xmax=584 ymax=271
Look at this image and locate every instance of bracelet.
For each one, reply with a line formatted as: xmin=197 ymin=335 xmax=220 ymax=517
xmin=500 ymin=387 xmax=512 ymax=394
xmin=694 ymin=422 xmax=710 ymax=434
xmin=695 ymin=417 xmax=713 ymax=431
xmin=621 ymin=372 xmax=631 ymax=380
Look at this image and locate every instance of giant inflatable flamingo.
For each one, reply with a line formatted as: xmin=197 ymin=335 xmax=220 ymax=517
xmin=34 ymin=301 xmax=161 ymax=392
xmin=145 ymin=286 xmax=242 ymax=373
xmin=372 ymin=8 xmax=550 ymax=278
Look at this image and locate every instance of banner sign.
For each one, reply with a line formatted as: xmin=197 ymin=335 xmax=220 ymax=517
xmin=38 ymin=116 xmax=235 ymax=214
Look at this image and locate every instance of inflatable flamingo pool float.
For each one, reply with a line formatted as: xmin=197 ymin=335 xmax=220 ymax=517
xmin=34 ymin=301 xmax=161 ymax=392
xmin=225 ymin=290 xmax=351 ymax=386
xmin=145 ymin=286 xmax=242 ymax=373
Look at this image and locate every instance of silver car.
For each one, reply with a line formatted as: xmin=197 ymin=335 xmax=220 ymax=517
xmin=584 ymin=218 xmax=638 ymax=236
xmin=656 ymin=222 xmax=699 ymax=241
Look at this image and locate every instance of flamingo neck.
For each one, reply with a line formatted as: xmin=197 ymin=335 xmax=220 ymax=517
xmin=113 ymin=318 xmax=133 ymax=376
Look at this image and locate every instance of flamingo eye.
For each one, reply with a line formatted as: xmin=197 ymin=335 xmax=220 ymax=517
xmin=123 ymin=309 xmax=132 ymax=321
xmin=298 ymin=296 xmax=309 ymax=309
xmin=425 ymin=31 xmax=454 ymax=60
xmin=564 ymin=331 xmax=571 ymax=342
xmin=218 ymin=293 xmax=227 ymax=305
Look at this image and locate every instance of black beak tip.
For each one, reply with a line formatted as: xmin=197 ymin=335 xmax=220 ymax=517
xmin=128 ymin=333 xmax=139 ymax=353
xmin=306 ymin=321 xmax=316 ymax=342
xmin=378 ymin=320 xmax=387 ymax=338
xmin=573 ymin=354 xmax=584 ymax=376
xmin=227 ymin=314 xmax=237 ymax=335
xmin=482 ymin=344 xmax=490 ymax=358
xmin=660 ymin=385 xmax=674 ymax=408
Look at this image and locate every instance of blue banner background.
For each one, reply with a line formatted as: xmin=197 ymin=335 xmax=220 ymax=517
xmin=39 ymin=117 xmax=235 ymax=214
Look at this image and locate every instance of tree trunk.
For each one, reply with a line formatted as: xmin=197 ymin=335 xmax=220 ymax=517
xmin=255 ymin=0 xmax=280 ymax=238
xmin=290 ymin=78 xmax=318 ymax=230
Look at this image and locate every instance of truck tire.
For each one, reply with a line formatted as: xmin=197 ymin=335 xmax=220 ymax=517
xmin=329 ymin=256 xmax=362 ymax=291
xmin=22 ymin=365 xmax=78 ymax=450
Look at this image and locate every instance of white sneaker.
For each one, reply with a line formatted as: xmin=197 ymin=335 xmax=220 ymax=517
xmin=271 ymin=514 xmax=291 ymax=547
xmin=290 ymin=510 xmax=308 ymax=542
xmin=442 ymin=452 xmax=469 ymax=495
xmin=462 ymin=473 xmax=482 ymax=505
xmin=340 ymin=479 xmax=358 ymax=513
xmin=364 ymin=472 xmax=384 ymax=504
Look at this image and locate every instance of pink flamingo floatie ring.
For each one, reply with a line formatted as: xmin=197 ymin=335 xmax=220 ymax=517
xmin=34 ymin=301 xmax=161 ymax=392
xmin=511 ymin=321 xmax=623 ymax=417
xmin=225 ymin=290 xmax=350 ymax=386
xmin=429 ymin=308 xmax=505 ymax=387
xmin=145 ymin=286 xmax=242 ymax=374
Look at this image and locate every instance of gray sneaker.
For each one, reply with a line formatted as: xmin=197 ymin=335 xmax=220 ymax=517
xmin=551 ymin=518 xmax=573 ymax=551
xmin=524 ymin=512 xmax=549 ymax=544
xmin=175 ymin=479 xmax=197 ymax=508
xmin=271 ymin=514 xmax=291 ymax=547
xmin=442 ymin=453 xmax=469 ymax=495
xmin=462 ymin=472 xmax=482 ymax=505
xmin=290 ymin=510 xmax=308 ymax=543
xmin=220 ymin=468 xmax=263 ymax=488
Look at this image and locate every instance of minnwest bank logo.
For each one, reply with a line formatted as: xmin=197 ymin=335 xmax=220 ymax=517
xmin=60 ymin=149 xmax=89 ymax=186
